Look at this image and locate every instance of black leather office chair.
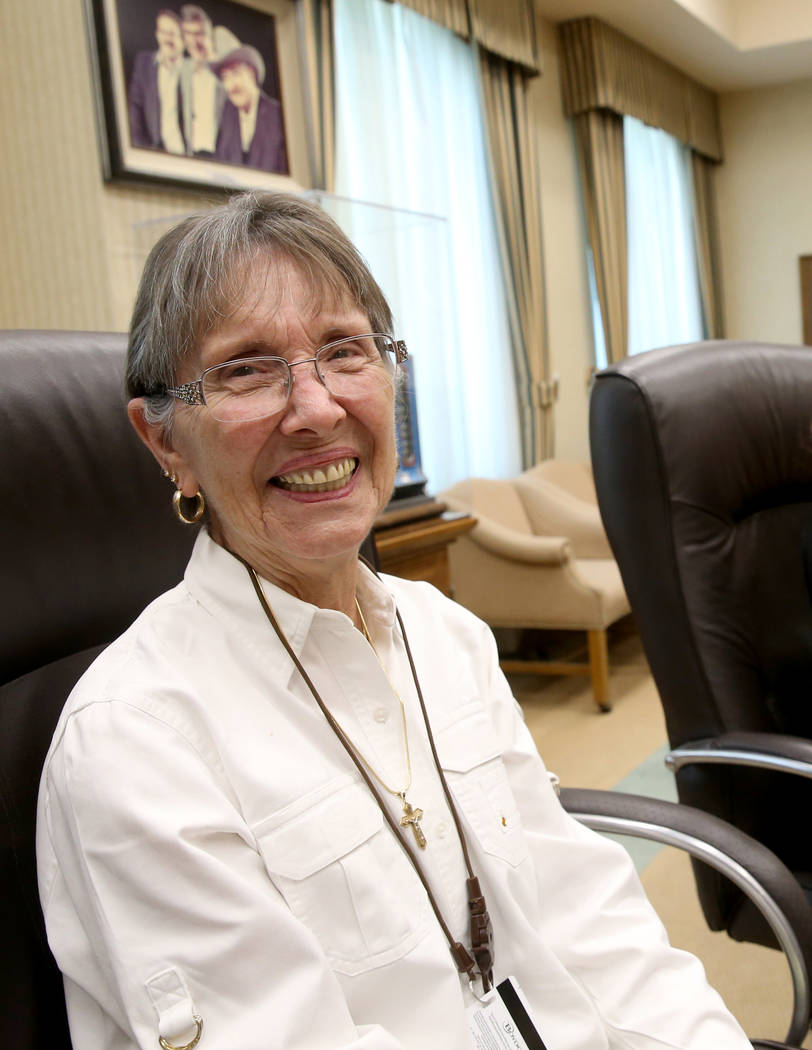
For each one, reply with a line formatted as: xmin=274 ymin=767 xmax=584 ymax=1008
xmin=2 ymin=331 xmax=808 ymax=1048
xmin=0 ymin=329 xmax=383 ymax=1049
xmin=1 ymin=330 xmax=199 ymax=1048
xmin=590 ymin=340 xmax=812 ymax=1039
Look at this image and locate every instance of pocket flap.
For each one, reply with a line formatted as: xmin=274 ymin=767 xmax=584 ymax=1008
xmin=435 ymin=704 xmax=501 ymax=773
xmin=257 ymin=780 xmax=383 ymax=880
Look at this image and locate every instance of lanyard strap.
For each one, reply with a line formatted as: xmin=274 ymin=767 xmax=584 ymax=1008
xmin=242 ymin=559 xmax=494 ymax=992
xmin=392 ymin=607 xmax=494 ymax=988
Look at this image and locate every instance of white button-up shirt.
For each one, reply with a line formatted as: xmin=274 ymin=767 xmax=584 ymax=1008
xmin=188 ymin=64 xmax=219 ymax=153
xmin=156 ymin=57 xmax=184 ymax=155
xmin=37 ymin=531 xmax=749 ymax=1050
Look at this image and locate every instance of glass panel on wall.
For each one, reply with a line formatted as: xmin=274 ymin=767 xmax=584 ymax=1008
xmin=307 ymin=191 xmax=453 ymax=499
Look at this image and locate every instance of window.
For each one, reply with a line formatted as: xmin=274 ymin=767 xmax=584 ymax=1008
xmin=590 ymin=115 xmax=705 ymax=368
xmin=333 ymin=0 xmax=521 ymax=490
xmin=625 ymin=115 xmax=704 ymax=358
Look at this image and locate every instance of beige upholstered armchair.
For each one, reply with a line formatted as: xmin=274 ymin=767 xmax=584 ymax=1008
xmin=439 ymin=461 xmax=630 ymax=711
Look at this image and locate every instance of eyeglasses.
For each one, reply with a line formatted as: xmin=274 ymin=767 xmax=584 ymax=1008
xmin=165 ymin=333 xmax=408 ymax=423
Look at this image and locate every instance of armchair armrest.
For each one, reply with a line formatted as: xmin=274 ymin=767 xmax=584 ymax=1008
xmin=666 ymin=734 xmax=812 ymax=780
xmin=559 ymin=787 xmax=812 ymax=1047
xmin=465 ymin=516 xmax=572 ymax=565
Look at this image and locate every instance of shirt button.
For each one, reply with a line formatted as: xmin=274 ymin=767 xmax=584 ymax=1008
xmin=374 ymin=707 xmax=389 ymax=723
xmin=436 ymin=822 xmax=448 ymax=838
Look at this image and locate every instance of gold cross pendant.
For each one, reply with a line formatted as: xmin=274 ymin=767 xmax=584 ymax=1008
xmin=398 ymin=794 xmax=427 ymax=849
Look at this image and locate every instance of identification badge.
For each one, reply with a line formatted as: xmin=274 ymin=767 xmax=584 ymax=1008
xmin=466 ymin=976 xmax=548 ymax=1050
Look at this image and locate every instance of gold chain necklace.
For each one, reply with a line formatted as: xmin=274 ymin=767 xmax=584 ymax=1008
xmin=354 ymin=598 xmax=426 ymax=849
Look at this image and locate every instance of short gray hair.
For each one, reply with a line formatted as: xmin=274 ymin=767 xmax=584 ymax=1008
xmin=180 ymin=4 xmax=212 ymax=31
xmin=126 ymin=191 xmax=394 ymax=428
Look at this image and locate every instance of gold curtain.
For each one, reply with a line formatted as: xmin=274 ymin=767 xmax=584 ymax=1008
xmin=691 ymin=153 xmax=725 ymax=338
xmin=558 ymin=17 xmax=721 ymax=162
xmin=478 ymin=48 xmax=552 ymax=463
xmin=468 ymin=0 xmax=538 ymax=73
xmin=300 ymin=0 xmax=336 ymax=190
xmin=573 ymin=110 xmax=628 ymax=365
xmin=391 ymin=0 xmax=469 ymax=39
xmin=389 ymin=0 xmax=540 ymax=72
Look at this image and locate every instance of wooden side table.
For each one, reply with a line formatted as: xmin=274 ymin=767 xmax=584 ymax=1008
xmin=373 ymin=501 xmax=476 ymax=595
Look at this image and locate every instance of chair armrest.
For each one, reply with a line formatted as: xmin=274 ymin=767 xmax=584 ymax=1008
xmin=465 ymin=516 xmax=572 ymax=565
xmin=559 ymin=787 xmax=812 ymax=1047
xmin=666 ymin=734 xmax=812 ymax=780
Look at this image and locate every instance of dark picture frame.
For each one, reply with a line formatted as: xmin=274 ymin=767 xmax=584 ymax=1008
xmin=85 ymin=0 xmax=311 ymax=192
xmin=801 ymin=255 xmax=812 ymax=346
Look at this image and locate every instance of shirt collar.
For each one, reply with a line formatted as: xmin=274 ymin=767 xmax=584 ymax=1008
xmin=155 ymin=51 xmax=181 ymax=72
xmin=184 ymin=530 xmax=397 ymax=681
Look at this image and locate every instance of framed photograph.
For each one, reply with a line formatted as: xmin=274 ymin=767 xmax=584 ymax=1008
xmin=85 ymin=0 xmax=311 ymax=192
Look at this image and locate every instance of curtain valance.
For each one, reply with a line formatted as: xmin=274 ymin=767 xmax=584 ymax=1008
xmin=558 ymin=17 xmax=722 ymax=162
xmin=385 ymin=0 xmax=540 ymax=73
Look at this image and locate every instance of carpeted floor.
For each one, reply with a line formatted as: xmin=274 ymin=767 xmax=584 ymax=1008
xmin=506 ymin=619 xmax=812 ymax=1048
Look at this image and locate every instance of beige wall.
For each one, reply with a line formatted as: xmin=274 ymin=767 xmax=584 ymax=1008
xmin=1 ymin=0 xmax=596 ymax=460
xmin=532 ymin=15 xmax=595 ymax=461
xmin=0 ymin=0 xmax=224 ymax=333
xmin=716 ymin=77 xmax=812 ymax=345
xmin=1 ymin=0 xmax=111 ymax=330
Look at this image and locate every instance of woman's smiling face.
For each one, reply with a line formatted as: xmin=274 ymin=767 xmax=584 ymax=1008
xmin=149 ymin=256 xmax=398 ymax=586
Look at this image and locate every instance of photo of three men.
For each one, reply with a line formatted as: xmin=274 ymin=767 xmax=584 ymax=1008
xmin=126 ymin=3 xmax=288 ymax=175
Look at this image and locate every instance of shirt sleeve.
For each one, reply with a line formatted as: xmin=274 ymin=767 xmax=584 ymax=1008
xmin=38 ymin=698 xmax=405 ymax=1050
xmin=474 ymin=619 xmax=752 ymax=1050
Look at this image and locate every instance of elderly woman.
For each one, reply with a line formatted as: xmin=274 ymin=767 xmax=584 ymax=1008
xmin=37 ymin=193 xmax=749 ymax=1050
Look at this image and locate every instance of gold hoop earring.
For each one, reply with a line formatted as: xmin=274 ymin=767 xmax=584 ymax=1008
xmin=172 ymin=489 xmax=205 ymax=524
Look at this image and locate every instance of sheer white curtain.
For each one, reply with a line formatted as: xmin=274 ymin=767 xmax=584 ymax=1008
xmin=332 ymin=0 xmax=521 ymax=490
xmin=624 ymin=115 xmax=705 ymax=357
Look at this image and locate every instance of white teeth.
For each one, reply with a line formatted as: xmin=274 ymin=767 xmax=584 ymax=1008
xmin=275 ymin=457 xmax=357 ymax=492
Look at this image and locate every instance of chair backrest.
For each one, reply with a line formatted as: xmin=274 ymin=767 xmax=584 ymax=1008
xmin=442 ymin=477 xmax=532 ymax=534
xmin=0 ymin=331 xmax=198 ymax=1048
xmin=514 ymin=461 xmax=610 ymax=558
xmin=589 ymin=340 xmax=812 ymax=940
xmin=522 ymin=459 xmax=597 ymax=504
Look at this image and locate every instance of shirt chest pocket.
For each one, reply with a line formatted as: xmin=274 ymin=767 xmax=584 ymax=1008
xmin=254 ymin=778 xmax=430 ymax=976
xmin=437 ymin=706 xmax=529 ymax=869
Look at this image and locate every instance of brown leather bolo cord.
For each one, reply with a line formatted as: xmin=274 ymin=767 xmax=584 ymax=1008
xmin=241 ymin=556 xmax=495 ymax=994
